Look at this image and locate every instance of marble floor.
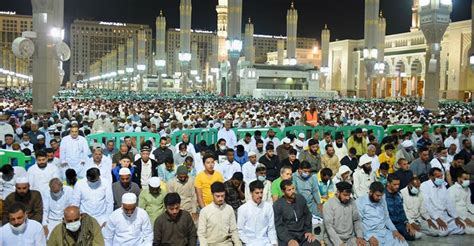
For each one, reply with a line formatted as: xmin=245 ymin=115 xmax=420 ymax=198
xmin=409 ymin=234 xmax=474 ymax=246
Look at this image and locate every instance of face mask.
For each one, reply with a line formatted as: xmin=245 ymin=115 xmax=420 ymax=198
xmin=409 ymin=186 xmax=419 ymax=195
xmin=257 ymin=147 xmax=263 ymax=152
xmin=180 ymin=152 xmax=188 ymax=157
xmin=66 ymin=220 xmax=81 ymax=232
xmin=462 ymin=180 xmax=470 ymax=188
xmin=22 ymin=141 xmax=29 ymax=145
xmin=301 ymin=172 xmax=310 ymax=180
xmin=10 ymin=221 xmax=27 ymax=234
xmin=87 ymin=180 xmax=101 ymax=189
xmin=434 ymin=178 xmax=444 ymax=187
xmin=257 ymin=175 xmax=266 ymax=182
xmin=440 ymin=156 xmax=447 ymax=161
xmin=219 ymin=145 xmax=227 ymax=151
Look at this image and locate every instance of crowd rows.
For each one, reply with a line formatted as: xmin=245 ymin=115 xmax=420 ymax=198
xmin=0 ymin=95 xmax=474 ymax=246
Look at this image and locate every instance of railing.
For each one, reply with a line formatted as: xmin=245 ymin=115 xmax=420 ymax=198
xmin=87 ymin=132 xmax=161 ymax=150
xmin=0 ymin=150 xmax=31 ymax=169
xmin=170 ymin=128 xmax=219 ymax=145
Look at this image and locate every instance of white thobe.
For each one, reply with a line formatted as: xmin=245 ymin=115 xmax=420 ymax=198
xmin=20 ymin=142 xmax=34 ymax=152
xmin=0 ymin=176 xmax=15 ymax=199
xmin=334 ymin=143 xmax=348 ymax=161
xmin=103 ymin=207 xmax=153 ymax=246
xmin=42 ymin=186 xmax=74 ymax=237
xmin=400 ymin=187 xmax=440 ymax=236
xmin=360 ymin=154 xmax=380 ymax=171
xmin=27 ymin=164 xmax=60 ymax=194
xmin=241 ymin=161 xmax=259 ymax=184
xmin=175 ymin=141 xmax=196 ymax=155
xmin=264 ymin=137 xmax=281 ymax=149
xmin=420 ymin=180 xmax=465 ymax=236
xmin=448 ymin=183 xmax=474 ymax=222
xmin=0 ymin=219 xmax=46 ymax=246
xmin=429 ymin=158 xmax=450 ymax=178
xmin=193 ymin=152 xmax=205 ymax=174
xmin=244 ymin=179 xmax=273 ymax=203
xmin=0 ymin=122 xmax=14 ymax=143
xmin=237 ymin=139 xmax=255 ymax=152
xmin=71 ymin=178 xmax=113 ymax=225
xmin=215 ymin=160 xmax=242 ymax=181
xmin=218 ymin=128 xmax=237 ymax=149
xmin=60 ymin=135 xmax=91 ymax=174
xmin=82 ymin=156 xmax=113 ymax=182
xmin=444 ymin=136 xmax=460 ymax=153
xmin=353 ymin=168 xmax=371 ymax=199
xmin=237 ymin=200 xmax=278 ymax=245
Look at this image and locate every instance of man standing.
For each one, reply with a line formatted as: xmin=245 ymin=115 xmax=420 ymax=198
xmin=1 ymin=202 xmax=46 ymax=245
xmin=60 ymin=125 xmax=91 ymax=174
xmin=237 ymin=180 xmax=278 ymax=245
xmin=42 ymin=178 xmax=74 ymax=238
xmin=393 ymin=158 xmax=414 ymax=190
xmin=300 ymin=139 xmax=321 ymax=173
xmin=271 ymin=166 xmax=293 ymax=202
xmin=27 ymin=150 xmax=60 ymax=194
xmin=258 ymin=144 xmax=281 ymax=182
xmin=217 ymin=120 xmax=237 ymax=149
xmin=353 ymin=155 xmax=373 ymax=199
xmin=241 ymin=151 xmax=260 ymax=183
xmin=356 ymin=182 xmax=408 ymax=246
xmin=448 ymin=170 xmax=474 ymax=234
xmin=410 ymin=147 xmax=432 ymax=182
xmin=195 ymin=154 xmax=224 ymax=208
xmin=224 ymin=172 xmax=245 ymax=211
xmin=112 ymin=168 xmax=141 ymax=209
xmin=292 ymin=161 xmax=322 ymax=216
xmin=103 ymin=193 xmax=153 ymax=246
xmin=420 ymin=167 xmax=466 ymax=236
xmin=134 ymin=146 xmax=159 ymax=188
xmin=139 ymin=177 xmax=167 ymax=224
xmin=152 ymin=137 xmax=174 ymax=165
xmin=3 ymin=177 xmax=43 ymax=225
xmin=323 ymin=182 xmax=365 ymax=246
xmin=48 ymin=206 xmax=104 ymax=245
xmin=167 ymin=166 xmax=198 ymax=220
xmin=245 ymin=164 xmax=273 ymax=202
xmin=198 ymin=182 xmax=241 ymax=245
xmin=400 ymin=176 xmax=441 ymax=237
xmin=385 ymin=174 xmax=420 ymax=241
xmin=153 ymin=192 xmax=197 ymax=245
xmin=321 ymin=144 xmax=340 ymax=176
xmin=215 ymin=148 xmax=242 ymax=181
xmin=273 ymin=180 xmax=320 ymax=246
xmin=83 ymin=148 xmax=113 ymax=183
xmin=71 ymin=167 xmax=113 ymax=226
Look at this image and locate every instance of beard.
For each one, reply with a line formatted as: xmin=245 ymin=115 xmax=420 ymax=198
xmin=354 ymin=136 xmax=363 ymax=143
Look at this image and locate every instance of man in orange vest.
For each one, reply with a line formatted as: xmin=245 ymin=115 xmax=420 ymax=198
xmin=304 ymin=104 xmax=319 ymax=127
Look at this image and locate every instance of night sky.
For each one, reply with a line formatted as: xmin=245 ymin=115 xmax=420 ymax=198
xmin=2 ymin=0 xmax=472 ymax=41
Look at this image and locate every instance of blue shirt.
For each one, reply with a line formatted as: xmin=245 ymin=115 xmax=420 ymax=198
xmin=234 ymin=152 xmax=249 ymax=166
xmin=384 ymin=189 xmax=408 ymax=225
xmin=356 ymin=194 xmax=397 ymax=241
xmin=292 ymin=172 xmax=321 ymax=216
xmin=157 ymin=165 xmax=177 ymax=182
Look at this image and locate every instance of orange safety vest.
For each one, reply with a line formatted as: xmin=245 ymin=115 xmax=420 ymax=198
xmin=305 ymin=111 xmax=318 ymax=126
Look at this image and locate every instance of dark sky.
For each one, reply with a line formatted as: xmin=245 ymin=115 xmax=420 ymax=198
xmin=2 ymin=0 xmax=472 ymax=41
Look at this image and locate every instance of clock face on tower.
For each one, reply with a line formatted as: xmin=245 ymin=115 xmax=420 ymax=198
xmin=12 ymin=37 xmax=35 ymax=59
xmin=55 ymin=41 xmax=71 ymax=61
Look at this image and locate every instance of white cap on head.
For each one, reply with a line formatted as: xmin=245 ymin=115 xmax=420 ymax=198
xmin=362 ymin=128 xmax=368 ymax=132
xmin=119 ymin=168 xmax=131 ymax=176
xmin=298 ymin=133 xmax=305 ymax=139
xmin=149 ymin=177 xmax=161 ymax=188
xmin=248 ymin=151 xmax=256 ymax=157
xmin=16 ymin=176 xmax=29 ymax=184
xmin=37 ymin=135 xmax=45 ymax=140
xmin=401 ymin=140 xmax=414 ymax=148
xmin=122 ymin=193 xmax=137 ymax=204
xmin=358 ymin=155 xmax=373 ymax=167
xmin=282 ymin=138 xmax=291 ymax=144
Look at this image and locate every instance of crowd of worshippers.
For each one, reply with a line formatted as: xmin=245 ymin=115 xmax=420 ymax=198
xmin=1 ymin=104 xmax=474 ymax=246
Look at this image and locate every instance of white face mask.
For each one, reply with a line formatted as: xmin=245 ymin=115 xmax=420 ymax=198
xmin=10 ymin=220 xmax=27 ymax=234
xmin=219 ymin=145 xmax=227 ymax=151
xmin=66 ymin=220 xmax=81 ymax=232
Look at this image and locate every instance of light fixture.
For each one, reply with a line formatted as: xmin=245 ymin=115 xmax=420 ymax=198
xmin=155 ymin=59 xmax=166 ymax=67
xmin=420 ymin=0 xmax=430 ymax=7
xmin=126 ymin=67 xmax=134 ymax=73
xmin=178 ymin=53 xmax=192 ymax=62
xmin=440 ymin=0 xmax=452 ymax=6
xmin=137 ymin=64 xmax=146 ymax=71
xmin=190 ymin=70 xmax=198 ymax=75
xmin=118 ymin=70 xmax=125 ymax=75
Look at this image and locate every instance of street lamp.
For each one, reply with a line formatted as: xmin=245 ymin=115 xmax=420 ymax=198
xmin=226 ymin=39 xmax=242 ymax=96
xmin=363 ymin=47 xmax=378 ymax=98
xmin=155 ymin=59 xmax=166 ymax=93
xmin=178 ymin=52 xmax=192 ymax=94
xmin=419 ymin=0 xmax=452 ymax=111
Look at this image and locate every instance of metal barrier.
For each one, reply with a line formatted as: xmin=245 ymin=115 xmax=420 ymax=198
xmin=170 ymin=128 xmax=219 ymax=145
xmin=0 ymin=150 xmax=31 ymax=169
xmin=429 ymin=124 xmax=470 ymax=134
xmin=87 ymin=132 xmax=161 ymax=150
xmin=338 ymin=125 xmax=385 ymax=142
xmin=386 ymin=124 xmax=422 ymax=135
xmin=233 ymin=128 xmax=283 ymax=141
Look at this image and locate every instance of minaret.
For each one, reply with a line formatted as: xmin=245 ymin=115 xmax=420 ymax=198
xmin=180 ymin=0 xmax=192 ymax=55
xmin=137 ymin=29 xmax=147 ymax=91
xmin=277 ymin=39 xmax=285 ymax=65
xmin=244 ymin=18 xmax=255 ymax=64
xmin=377 ymin=12 xmax=386 ymax=62
xmin=286 ymin=2 xmax=298 ymax=64
xmin=321 ymin=24 xmax=330 ymax=69
xmin=180 ymin=0 xmax=192 ymax=93
xmin=227 ymin=0 xmax=242 ymax=96
xmin=321 ymin=24 xmax=330 ymax=90
xmin=126 ymin=37 xmax=134 ymax=91
xmin=156 ymin=10 xmax=166 ymax=62
xmin=411 ymin=0 xmax=420 ymax=32
xmin=191 ymin=41 xmax=199 ymax=75
xmin=117 ymin=44 xmax=125 ymax=89
xmin=364 ymin=0 xmax=379 ymax=52
xmin=216 ymin=0 xmax=228 ymax=62
xmin=227 ymin=0 xmax=242 ymax=42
